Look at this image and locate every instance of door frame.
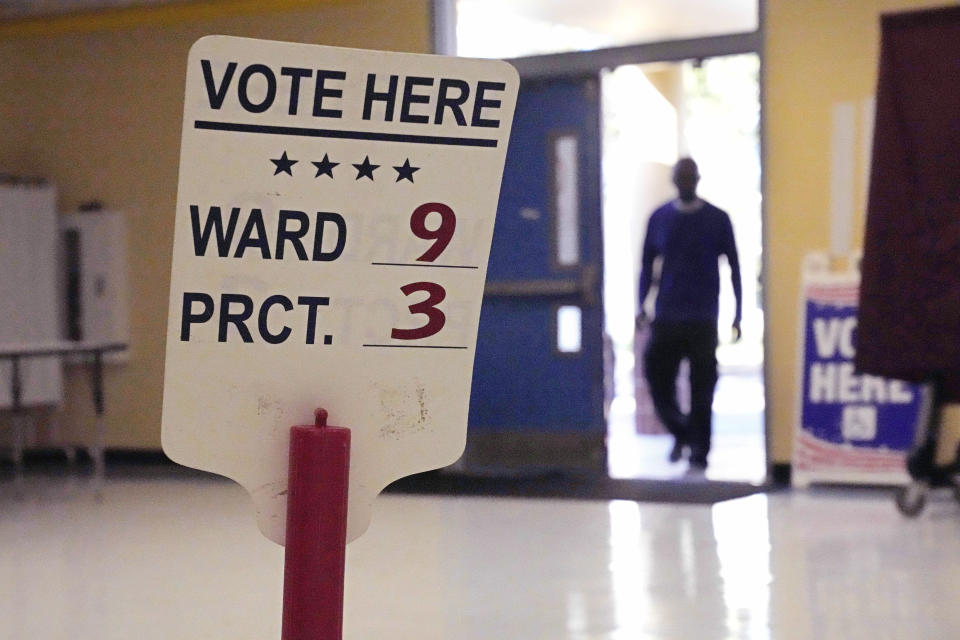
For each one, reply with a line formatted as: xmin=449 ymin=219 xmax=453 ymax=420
xmin=432 ymin=1 xmax=771 ymax=482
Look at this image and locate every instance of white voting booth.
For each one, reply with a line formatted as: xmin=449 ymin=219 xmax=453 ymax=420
xmin=1 ymin=181 xmax=129 ymax=490
xmin=0 ymin=182 xmax=63 ymax=409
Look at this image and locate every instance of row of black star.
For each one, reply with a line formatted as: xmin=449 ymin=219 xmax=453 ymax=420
xmin=270 ymin=151 xmax=421 ymax=182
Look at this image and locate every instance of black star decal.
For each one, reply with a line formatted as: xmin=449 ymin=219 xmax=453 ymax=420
xmin=271 ymin=151 xmax=297 ymax=176
xmin=353 ymin=155 xmax=379 ymax=181
xmin=312 ymin=154 xmax=338 ymax=179
xmin=393 ymin=158 xmax=420 ymax=183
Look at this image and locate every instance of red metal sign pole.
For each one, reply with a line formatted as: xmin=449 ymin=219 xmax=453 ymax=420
xmin=281 ymin=408 xmax=350 ymax=640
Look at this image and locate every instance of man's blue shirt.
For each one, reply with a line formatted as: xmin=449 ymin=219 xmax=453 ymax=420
xmin=638 ymin=199 xmax=742 ymax=325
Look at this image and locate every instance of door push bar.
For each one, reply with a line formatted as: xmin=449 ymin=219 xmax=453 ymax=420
xmin=483 ymin=264 xmax=599 ymax=306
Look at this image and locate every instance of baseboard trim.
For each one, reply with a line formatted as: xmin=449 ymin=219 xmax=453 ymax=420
xmin=771 ymin=462 xmax=791 ymax=486
xmin=459 ymin=429 xmax=608 ymax=474
xmin=0 ymin=447 xmax=175 ymax=468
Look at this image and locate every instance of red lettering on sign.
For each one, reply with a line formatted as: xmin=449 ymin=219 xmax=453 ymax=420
xmin=411 ymin=202 xmax=456 ymax=262
xmin=391 ymin=282 xmax=446 ymax=340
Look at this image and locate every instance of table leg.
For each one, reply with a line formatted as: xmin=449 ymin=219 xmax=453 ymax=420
xmin=10 ymin=355 xmax=25 ymax=499
xmin=91 ymin=415 xmax=106 ymax=500
xmin=12 ymin=413 xmax=25 ymax=499
xmin=90 ymin=351 xmax=106 ymax=500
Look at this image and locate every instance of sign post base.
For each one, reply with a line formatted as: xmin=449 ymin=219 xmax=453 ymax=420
xmin=282 ymin=409 xmax=350 ymax=640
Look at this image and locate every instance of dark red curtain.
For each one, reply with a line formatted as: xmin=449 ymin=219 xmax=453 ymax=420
xmin=857 ymin=6 xmax=960 ymax=401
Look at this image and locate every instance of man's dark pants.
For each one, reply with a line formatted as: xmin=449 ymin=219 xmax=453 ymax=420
xmin=643 ymin=320 xmax=719 ymax=467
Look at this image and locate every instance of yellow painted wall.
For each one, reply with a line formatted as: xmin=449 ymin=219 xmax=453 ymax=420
xmin=5 ymin=0 xmax=957 ymax=461
xmin=0 ymin=0 xmax=432 ymax=448
xmin=765 ymin=0 xmax=960 ymax=465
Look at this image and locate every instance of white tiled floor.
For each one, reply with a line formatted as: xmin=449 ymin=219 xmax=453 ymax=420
xmin=3 ymin=474 xmax=960 ymax=639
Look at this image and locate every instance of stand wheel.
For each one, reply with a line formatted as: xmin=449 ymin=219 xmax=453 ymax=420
xmin=896 ymin=483 xmax=927 ymax=517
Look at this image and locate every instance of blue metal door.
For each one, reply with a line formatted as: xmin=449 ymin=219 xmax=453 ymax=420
xmin=466 ymin=75 xmax=606 ymax=472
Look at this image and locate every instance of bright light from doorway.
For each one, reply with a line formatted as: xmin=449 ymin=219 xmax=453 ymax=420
xmin=454 ymin=0 xmax=758 ymax=59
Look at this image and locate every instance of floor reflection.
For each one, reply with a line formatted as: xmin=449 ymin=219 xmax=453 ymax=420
xmin=607 ymin=500 xmax=645 ymax=636
xmin=606 ymin=497 xmax=770 ymax=639
xmin=712 ymin=495 xmax=771 ymax=639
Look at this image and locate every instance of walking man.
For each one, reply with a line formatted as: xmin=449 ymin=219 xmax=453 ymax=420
xmin=637 ymin=157 xmax=742 ymax=472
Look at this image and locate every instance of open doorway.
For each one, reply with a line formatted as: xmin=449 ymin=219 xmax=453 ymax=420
xmin=602 ymin=56 xmax=765 ymax=482
xmin=446 ymin=0 xmax=765 ymax=480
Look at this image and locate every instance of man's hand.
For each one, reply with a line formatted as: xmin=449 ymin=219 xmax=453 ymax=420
xmin=635 ymin=310 xmax=650 ymax=330
xmin=732 ymin=320 xmax=742 ymax=343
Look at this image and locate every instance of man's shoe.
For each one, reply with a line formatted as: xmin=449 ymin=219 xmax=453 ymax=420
xmin=683 ymin=464 xmax=707 ymax=480
xmin=669 ymin=439 xmax=685 ymax=463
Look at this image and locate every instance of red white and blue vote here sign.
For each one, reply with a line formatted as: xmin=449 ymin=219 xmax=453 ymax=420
xmin=792 ymin=263 xmax=926 ymax=487
xmin=161 ymin=36 xmax=518 ymax=544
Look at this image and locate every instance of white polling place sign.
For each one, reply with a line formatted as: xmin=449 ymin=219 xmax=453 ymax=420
xmin=162 ymin=36 xmax=518 ymax=544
